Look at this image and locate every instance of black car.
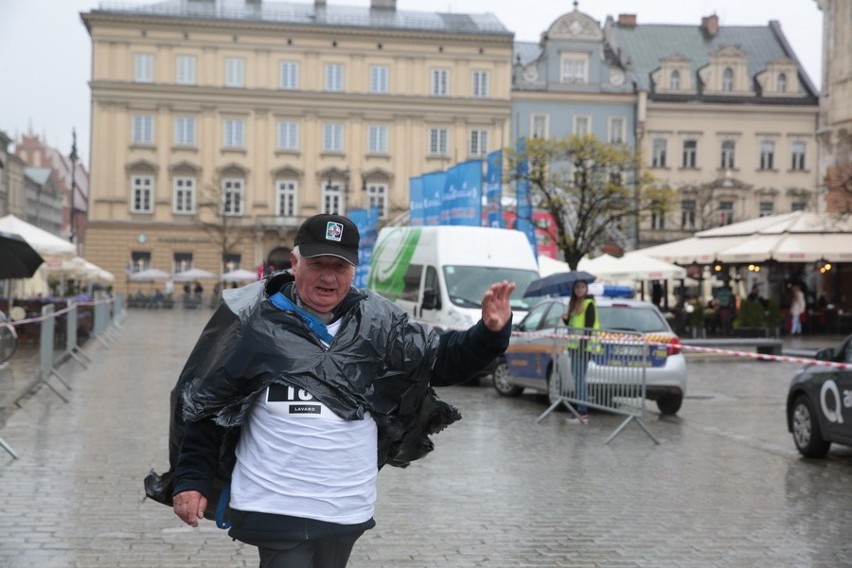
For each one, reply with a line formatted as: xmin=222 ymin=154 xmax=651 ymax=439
xmin=786 ymin=334 xmax=852 ymax=458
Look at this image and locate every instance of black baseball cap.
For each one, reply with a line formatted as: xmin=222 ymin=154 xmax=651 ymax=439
xmin=294 ymin=214 xmax=360 ymax=266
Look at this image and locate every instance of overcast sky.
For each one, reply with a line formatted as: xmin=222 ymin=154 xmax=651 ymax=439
xmin=0 ymin=0 xmax=823 ymax=166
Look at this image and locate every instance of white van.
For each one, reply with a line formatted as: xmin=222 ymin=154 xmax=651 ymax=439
xmin=367 ymin=226 xmax=541 ymax=331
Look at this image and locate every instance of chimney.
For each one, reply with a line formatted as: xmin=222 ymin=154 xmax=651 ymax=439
xmin=617 ymin=14 xmax=636 ymax=27
xmin=371 ymin=0 xmax=396 ymax=10
xmin=701 ymin=14 xmax=719 ymax=37
xmin=315 ymin=0 xmax=326 ymax=7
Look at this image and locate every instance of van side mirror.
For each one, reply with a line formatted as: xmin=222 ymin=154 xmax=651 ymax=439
xmin=422 ymin=288 xmax=441 ymax=311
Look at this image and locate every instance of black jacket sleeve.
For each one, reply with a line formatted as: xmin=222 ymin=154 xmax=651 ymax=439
xmin=172 ymin=417 xmax=227 ymax=500
xmin=584 ymin=302 xmax=597 ymax=329
xmin=430 ymin=318 xmax=512 ymax=386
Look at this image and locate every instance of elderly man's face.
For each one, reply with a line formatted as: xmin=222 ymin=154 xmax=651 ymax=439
xmin=291 ymin=253 xmax=355 ymax=314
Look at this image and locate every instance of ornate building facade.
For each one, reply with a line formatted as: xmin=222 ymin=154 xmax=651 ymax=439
xmin=82 ymin=0 xmax=513 ymax=280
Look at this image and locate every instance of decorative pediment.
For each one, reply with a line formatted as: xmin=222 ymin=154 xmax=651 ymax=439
xmin=216 ymin=162 xmax=249 ymax=177
xmin=125 ymin=159 xmax=158 ymax=173
xmin=547 ymin=11 xmax=602 ymax=42
xmin=712 ymin=45 xmax=746 ymax=59
xmin=704 ymin=174 xmax=752 ymax=191
xmin=271 ymin=165 xmax=302 ymax=178
xmin=168 ymin=160 xmax=201 ymax=175
xmin=363 ymin=167 xmax=392 ymax=182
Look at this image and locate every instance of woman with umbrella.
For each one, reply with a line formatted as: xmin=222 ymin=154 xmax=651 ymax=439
xmin=561 ymin=278 xmax=599 ymax=424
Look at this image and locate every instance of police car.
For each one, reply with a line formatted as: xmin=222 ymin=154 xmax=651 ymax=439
xmin=494 ymin=286 xmax=687 ymax=415
xmin=786 ymin=334 xmax=852 ymax=458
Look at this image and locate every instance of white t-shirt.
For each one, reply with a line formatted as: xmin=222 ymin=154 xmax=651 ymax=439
xmin=229 ymin=319 xmax=379 ymax=524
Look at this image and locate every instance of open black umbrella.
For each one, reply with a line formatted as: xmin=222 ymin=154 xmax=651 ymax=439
xmin=522 ymin=270 xmax=597 ymax=298
xmin=0 ymin=231 xmax=45 ymax=279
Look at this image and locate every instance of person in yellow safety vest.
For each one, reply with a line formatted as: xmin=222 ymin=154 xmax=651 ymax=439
xmin=561 ymin=280 xmax=600 ymax=424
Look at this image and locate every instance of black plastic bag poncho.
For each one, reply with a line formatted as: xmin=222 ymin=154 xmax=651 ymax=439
xmin=144 ymin=278 xmax=461 ymax=514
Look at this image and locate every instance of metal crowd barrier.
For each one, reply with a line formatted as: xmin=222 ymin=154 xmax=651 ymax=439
xmin=0 ymin=294 xmax=125 ymax=459
xmin=538 ymin=327 xmax=659 ymax=445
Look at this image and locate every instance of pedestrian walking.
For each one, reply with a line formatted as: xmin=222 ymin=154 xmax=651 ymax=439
xmin=790 ymin=283 xmax=806 ymax=335
xmin=562 ymin=279 xmax=599 ymax=424
xmin=145 ymin=213 xmax=516 ymax=568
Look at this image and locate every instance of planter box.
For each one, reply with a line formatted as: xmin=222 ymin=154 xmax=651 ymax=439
xmin=732 ymin=327 xmax=769 ymax=338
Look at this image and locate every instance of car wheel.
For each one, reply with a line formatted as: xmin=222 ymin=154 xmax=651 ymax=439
xmin=656 ymin=393 xmax=683 ymax=416
xmin=791 ymin=394 xmax=831 ymax=458
xmin=492 ymin=359 xmax=523 ymax=397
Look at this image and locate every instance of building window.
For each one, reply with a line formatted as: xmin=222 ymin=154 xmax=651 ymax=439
xmin=368 ymin=125 xmax=388 ymax=154
xmin=223 ymin=118 xmax=245 ymax=148
xmin=134 ymin=53 xmax=154 ymax=82
xmin=722 ymin=67 xmax=734 ymax=92
xmin=367 ymin=183 xmax=387 ymax=218
xmin=325 ymin=63 xmax=344 ymax=92
xmin=791 ymin=201 xmax=806 ymax=212
xmin=609 ymin=117 xmax=625 ymax=144
xmin=174 ymin=116 xmax=196 ymax=146
xmin=131 ymin=251 xmax=151 ymax=272
xmin=277 ymin=121 xmax=299 ymax=151
xmin=531 ymin=114 xmax=548 ymax=139
xmin=130 ymin=176 xmax=153 ymax=213
xmin=791 ymin=141 xmax=806 ymax=171
xmin=469 ymin=129 xmax=488 ymax=157
xmin=225 ymin=57 xmax=245 ymax=87
xmin=132 ymin=114 xmax=154 ymax=145
xmin=280 ymin=61 xmax=299 ymax=90
xmin=777 ymin=72 xmax=787 ymax=93
xmin=719 ymin=201 xmax=734 ymax=225
xmin=670 ymin=69 xmax=680 ymax=90
xmin=370 ymin=65 xmax=389 ymax=94
xmin=431 ymin=68 xmax=449 ymax=96
xmin=276 ymin=180 xmax=297 ymax=217
xmin=560 ymin=54 xmax=588 ymax=84
xmin=323 ymin=183 xmax=344 ymax=215
xmin=574 ymin=115 xmax=590 ymax=137
xmin=759 ymin=140 xmax=775 ymax=170
xmin=681 ymin=200 xmax=696 ymax=230
xmin=429 ymin=128 xmax=448 ymax=155
xmin=222 ymin=253 xmax=242 ymax=273
xmin=472 ymin=70 xmax=489 ymax=97
xmin=222 ymin=179 xmax=244 ymax=215
xmin=759 ymin=201 xmax=774 ymax=217
xmin=652 ymin=138 xmax=667 ymax=168
xmin=173 ymin=177 xmax=196 ymax=214
xmin=176 ymin=55 xmax=196 ymax=85
xmin=650 ymin=200 xmax=666 ymax=230
xmin=682 ymin=139 xmax=697 ymax=168
xmin=173 ymin=252 xmax=193 ymax=274
xmin=323 ymin=123 xmax=343 ymax=152
xmin=721 ymin=140 xmax=736 ymax=169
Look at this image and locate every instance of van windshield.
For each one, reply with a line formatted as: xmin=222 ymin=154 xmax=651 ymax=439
xmin=442 ymin=266 xmax=541 ymax=310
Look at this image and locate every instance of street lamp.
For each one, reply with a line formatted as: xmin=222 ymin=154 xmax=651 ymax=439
xmin=69 ymin=129 xmax=79 ymax=253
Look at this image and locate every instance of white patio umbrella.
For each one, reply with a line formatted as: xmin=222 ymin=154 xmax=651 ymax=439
xmin=173 ymin=267 xmax=216 ymax=282
xmin=221 ymin=268 xmax=258 ymax=282
xmin=0 ymin=214 xmax=76 ymax=259
xmin=129 ymin=268 xmax=171 ymax=282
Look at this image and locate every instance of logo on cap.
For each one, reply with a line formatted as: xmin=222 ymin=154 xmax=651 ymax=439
xmin=325 ymin=221 xmax=344 ymax=242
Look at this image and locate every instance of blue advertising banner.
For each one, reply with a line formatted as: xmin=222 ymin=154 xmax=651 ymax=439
xmin=515 ymin=138 xmax=538 ymax=259
xmin=421 ymin=171 xmax=445 ymax=226
xmin=485 ymin=150 xmax=503 ymax=228
xmin=409 ymin=176 xmax=425 ymax=226
xmin=348 ymin=208 xmax=379 ymax=288
xmin=443 ymin=160 xmax=482 ymax=226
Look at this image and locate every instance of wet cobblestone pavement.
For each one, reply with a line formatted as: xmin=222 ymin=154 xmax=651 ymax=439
xmin=0 ymin=308 xmax=850 ymax=567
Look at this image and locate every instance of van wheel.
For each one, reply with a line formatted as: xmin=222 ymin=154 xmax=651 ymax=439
xmin=493 ymin=359 xmax=523 ymax=397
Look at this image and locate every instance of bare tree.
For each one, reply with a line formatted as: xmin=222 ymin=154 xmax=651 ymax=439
xmin=506 ymin=135 xmax=672 ymax=270
xmin=196 ymin=175 xmax=246 ymax=272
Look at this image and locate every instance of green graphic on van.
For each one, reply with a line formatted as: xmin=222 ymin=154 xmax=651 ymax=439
xmin=367 ymin=227 xmax=422 ymax=299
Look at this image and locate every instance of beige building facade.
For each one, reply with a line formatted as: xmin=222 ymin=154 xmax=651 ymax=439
xmin=82 ymin=0 xmax=513 ymax=284
xmin=605 ymin=14 xmax=820 ymax=247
